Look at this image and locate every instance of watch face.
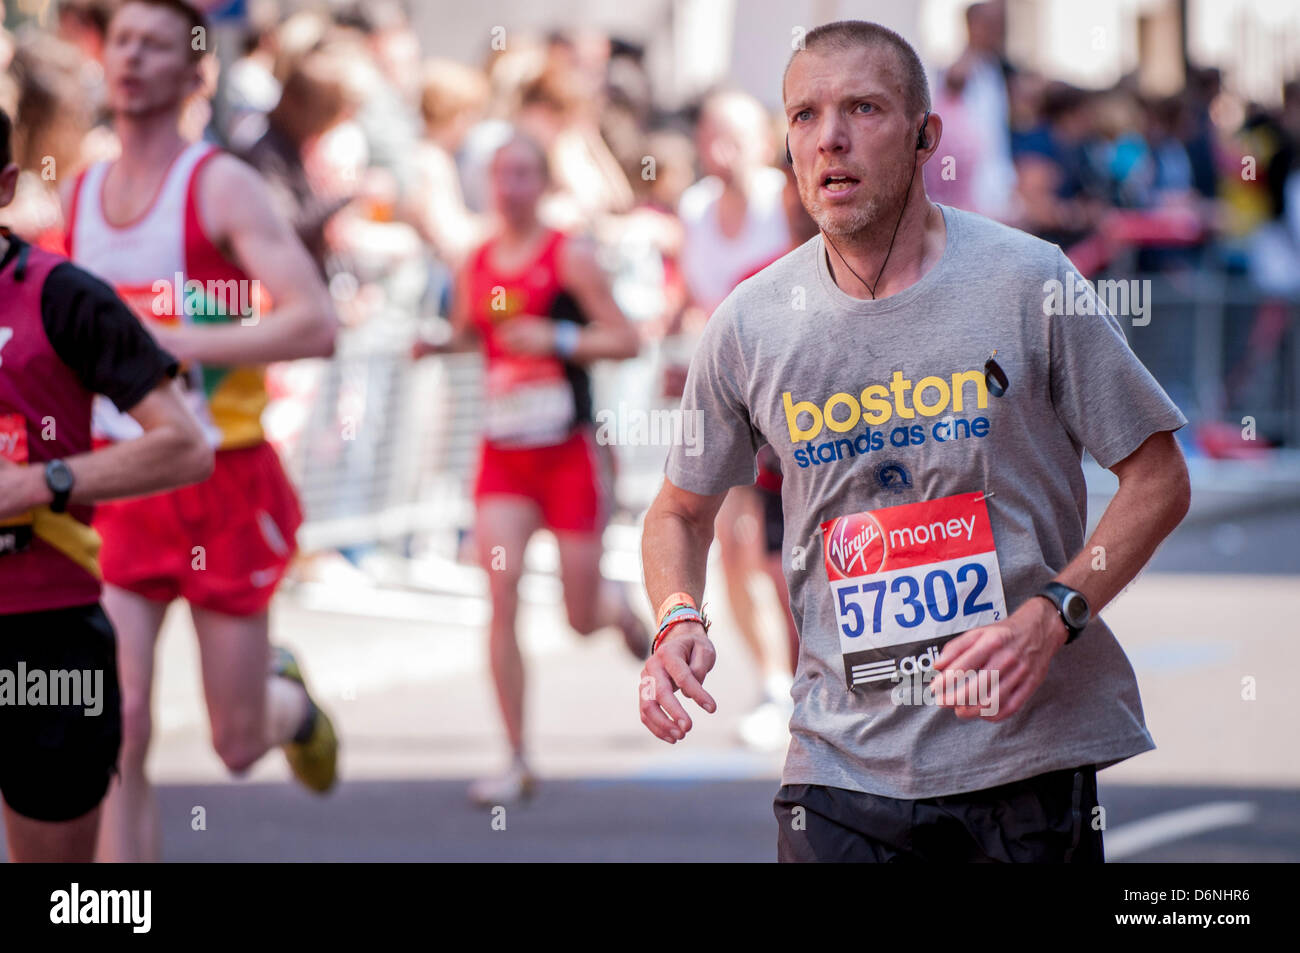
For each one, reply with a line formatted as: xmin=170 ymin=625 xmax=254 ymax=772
xmin=1062 ymin=592 xmax=1089 ymax=627
xmin=48 ymin=461 xmax=74 ymax=493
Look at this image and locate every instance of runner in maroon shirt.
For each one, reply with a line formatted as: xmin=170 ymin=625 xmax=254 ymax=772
xmin=0 ymin=106 xmax=212 ymax=862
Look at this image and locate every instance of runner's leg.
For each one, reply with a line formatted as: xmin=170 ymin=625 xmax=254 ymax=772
xmin=716 ymin=486 xmax=773 ymax=679
xmin=542 ymin=429 xmax=647 ymax=656
xmin=191 ymin=606 xmax=309 ymax=774
xmin=475 ymin=497 xmax=542 ymax=759
xmin=555 ymin=531 xmax=606 ymax=635
xmin=95 ymin=585 xmax=169 ymax=863
xmin=728 ymin=485 xmax=794 ymax=748
xmin=763 ymin=552 xmax=800 ymax=675
xmin=555 ymin=531 xmax=646 ymax=655
xmin=5 ymin=804 xmax=101 ymax=863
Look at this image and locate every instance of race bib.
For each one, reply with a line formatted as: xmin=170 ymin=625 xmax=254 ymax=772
xmin=483 ymin=358 xmax=575 ymax=447
xmin=114 ymin=283 xmax=180 ymax=328
xmin=0 ymin=412 xmax=34 ymax=555
xmin=92 ymin=282 xmax=221 ymax=446
xmin=821 ymin=491 xmax=1007 ymax=693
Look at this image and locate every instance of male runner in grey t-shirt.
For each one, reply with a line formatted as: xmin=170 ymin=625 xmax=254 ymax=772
xmin=638 ymin=20 xmax=1191 ymax=862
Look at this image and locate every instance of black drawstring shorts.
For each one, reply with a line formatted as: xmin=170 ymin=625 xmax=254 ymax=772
xmin=774 ymin=765 xmax=1104 ymax=862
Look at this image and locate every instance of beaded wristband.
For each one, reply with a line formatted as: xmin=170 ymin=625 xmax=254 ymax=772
xmin=656 ymin=591 xmax=697 ymax=625
xmin=651 ymin=605 xmax=710 ymax=654
xmin=655 ymin=605 xmax=694 ymax=634
xmin=657 ymin=605 xmax=700 ymax=631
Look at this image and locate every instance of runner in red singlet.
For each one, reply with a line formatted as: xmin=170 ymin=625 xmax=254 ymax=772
xmin=415 ymin=132 xmax=648 ymax=804
xmin=61 ymin=0 xmax=340 ymax=862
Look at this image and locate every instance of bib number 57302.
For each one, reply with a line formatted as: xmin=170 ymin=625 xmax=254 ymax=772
xmin=836 ymin=562 xmax=998 ymax=638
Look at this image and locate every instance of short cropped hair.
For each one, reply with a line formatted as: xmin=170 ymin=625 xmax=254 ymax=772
xmin=784 ymin=20 xmax=931 ymax=119
xmin=110 ymin=0 xmax=209 ymax=61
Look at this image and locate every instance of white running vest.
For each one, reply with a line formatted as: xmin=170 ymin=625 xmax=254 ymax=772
xmin=71 ymin=141 xmax=223 ymax=446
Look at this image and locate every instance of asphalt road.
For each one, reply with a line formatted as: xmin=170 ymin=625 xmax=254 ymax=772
xmin=88 ymin=777 xmax=1297 ymax=862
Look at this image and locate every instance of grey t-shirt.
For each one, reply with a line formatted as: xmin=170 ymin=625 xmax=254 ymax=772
xmin=664 ymin=204 xmax=1188 ymax=799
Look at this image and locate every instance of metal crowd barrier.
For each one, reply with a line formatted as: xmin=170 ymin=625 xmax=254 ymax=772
xmin=271 ymin=271 xmax=1298 ymax=554
xmin=1109 ymin=270 xmax=1300 ymax=448
xmin=273 ymin=331 xmax=682 ymax=554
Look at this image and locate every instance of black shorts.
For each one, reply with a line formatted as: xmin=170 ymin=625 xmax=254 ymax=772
xmin=775 ymin=765 xmax=1104 ymax=862
xmin=0 ymin=603 xmax=122 ymax=822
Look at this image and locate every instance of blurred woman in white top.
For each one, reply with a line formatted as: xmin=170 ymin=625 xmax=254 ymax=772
xmin=678 ymin=89 xmax=793 ymax=316
xmin=674 ymin=89 xmax=795 ymax=746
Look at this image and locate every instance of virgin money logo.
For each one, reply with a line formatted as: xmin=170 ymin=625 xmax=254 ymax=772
xmin=825 ymin=512 xmax=886 ymax=578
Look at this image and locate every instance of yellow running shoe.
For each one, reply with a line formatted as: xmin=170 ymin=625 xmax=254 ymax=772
xmin=271 ymin=646 xmax=338 ymax=794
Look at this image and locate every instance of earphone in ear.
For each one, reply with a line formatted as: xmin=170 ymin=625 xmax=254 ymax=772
xmin=785 ymin=135 xmax=793 ymax=166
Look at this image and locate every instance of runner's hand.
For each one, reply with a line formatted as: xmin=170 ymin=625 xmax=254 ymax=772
xmin=410 ymin=338 xmax=447 ymax=359
xmin=639 ymin=622 xmax=717 ymax=743
xmin=931 ymin=597 xmax=1066 ymax=722
xmin=496 ymin=315 xmax=557 ymax=357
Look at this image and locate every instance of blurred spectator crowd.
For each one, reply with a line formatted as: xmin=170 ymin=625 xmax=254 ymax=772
xmin=1 ymin=0 xmax=1298 ymax=462
xmin=926 ymin=1 xmax=1300 ymax=293
xmin=5 ymin=1 xmax=1300 ymax=309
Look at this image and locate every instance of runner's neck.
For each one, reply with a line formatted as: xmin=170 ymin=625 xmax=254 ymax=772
xmin=111 ymin=115 xmax=189 ymax=184
xmin=498 ymin=218 xmax=545 ymax=246
xmin=101 ymin=124 xmax=191 ymax=226
xmin=492 ymin=221 xmax=549 ymax=270
xmin=823 ymin=196 xmax=946 ymax=302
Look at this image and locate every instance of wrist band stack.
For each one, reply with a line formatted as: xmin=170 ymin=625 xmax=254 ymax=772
xmin=652 ymin=591 xmax=710 ymax=654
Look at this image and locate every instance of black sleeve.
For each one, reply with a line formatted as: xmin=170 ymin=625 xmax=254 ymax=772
xmin=40 ymin=262 xmax=180 ymax=412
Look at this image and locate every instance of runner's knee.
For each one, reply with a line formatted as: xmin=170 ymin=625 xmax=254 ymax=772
xmin=565 ymin=598 xmax=599 ymax=635
xmin=211 ymin=717 xmax=264 ymax=774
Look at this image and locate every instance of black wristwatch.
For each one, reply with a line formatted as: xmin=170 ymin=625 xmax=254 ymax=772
xmin=44 ymin=459 xmax=74 ymax=514
xmin=1037 ymin=581 xmax=1090 ymax=645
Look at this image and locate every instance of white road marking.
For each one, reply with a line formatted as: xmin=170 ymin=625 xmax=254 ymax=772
xmin=1105 ymin=801 xmax=1258 ymax=860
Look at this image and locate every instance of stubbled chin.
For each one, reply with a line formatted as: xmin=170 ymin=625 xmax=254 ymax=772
xmin=811 ymin=204 xmax=880 ymax=240
xmin=808 ymin=199 xmax=862 ymax=223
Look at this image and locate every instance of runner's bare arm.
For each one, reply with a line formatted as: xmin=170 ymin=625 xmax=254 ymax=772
xmin=556 ymin=237 xmax=639 ymax=362
xmin=495 ymin=237 xmax=639 ymax=361
xmin=148 ymin=154 xmax=337 ymax=365
xmin=0 ymin=379 xmax=212 ymax=518
xmin=1049 ymin=429 xmax=1190 ymax=616
xmin=638 ymin=476 xmax=724 ymax=742
xmin=934 ymin=429 xmax=1191 ymax=721
xmin=412 ymin=260 xmax=479 ymax=357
